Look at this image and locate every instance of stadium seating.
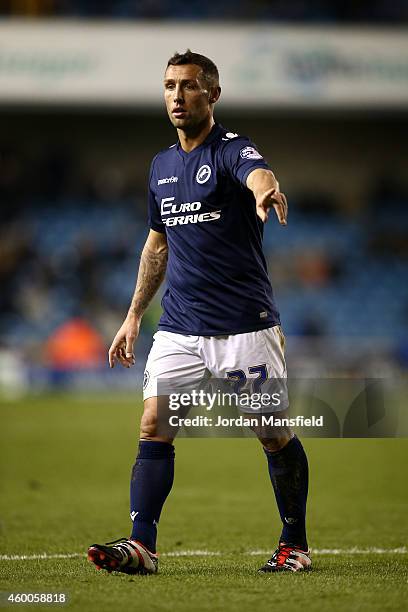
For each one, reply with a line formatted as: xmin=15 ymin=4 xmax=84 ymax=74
xmin=1 ymin=199 xmax=406 ymax=356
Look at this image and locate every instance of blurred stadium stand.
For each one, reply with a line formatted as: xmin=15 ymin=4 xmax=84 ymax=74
xmin=1 ymin=0 xmax=408 ymax=23
xmin=1 ymin=113 xmax=407 ymax=387
xmin=0 ymin=7 xmax=407 ymax=391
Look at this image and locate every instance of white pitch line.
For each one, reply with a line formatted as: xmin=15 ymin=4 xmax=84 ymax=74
xmin=248 ymin=547 xmax=407 ymax=556
xmin=0 ymin=547 xmax=406 ymax=561
xmin=0 ymin=553 xmax=83 ymax=561
xmin=164 ymin=550 xmax=222 ymax=557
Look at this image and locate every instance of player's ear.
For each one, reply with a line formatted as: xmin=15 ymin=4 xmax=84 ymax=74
xmin=209 ymin=86 xmax=221 ymax=104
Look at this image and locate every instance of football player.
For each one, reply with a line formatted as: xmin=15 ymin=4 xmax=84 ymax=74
xmin=88 ymin=50 xmax=310 ymax=575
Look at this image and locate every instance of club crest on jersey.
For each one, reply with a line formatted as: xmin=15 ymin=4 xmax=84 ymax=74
xmin=240 ymin=146 xmax=263 ymax=160
xmin=196 ymin=164 xmax=212 ymax=184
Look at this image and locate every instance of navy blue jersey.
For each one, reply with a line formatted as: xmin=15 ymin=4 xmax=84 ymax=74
xmin=147 ymin=123 xmax=280 ymax=336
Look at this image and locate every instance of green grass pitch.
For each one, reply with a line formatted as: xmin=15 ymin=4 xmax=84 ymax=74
xmin=1 ymin=393 xmax=407 ymax=611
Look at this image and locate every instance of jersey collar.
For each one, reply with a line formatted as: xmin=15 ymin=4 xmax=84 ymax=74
xmin=176 ymin=123 xmax=223 ymax=159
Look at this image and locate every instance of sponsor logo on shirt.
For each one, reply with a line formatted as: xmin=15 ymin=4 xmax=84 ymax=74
xmin=158 ymin=176 xmax=179 ymax=185
xmin=240 ymin=146 xmax=263 ymax=160
xmin=160 ymin=197 xmax=221 ymax=226
xmin=196 ymin=165 xmax=212 ymax=184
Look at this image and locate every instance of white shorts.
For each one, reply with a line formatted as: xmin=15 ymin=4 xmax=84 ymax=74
xmin=143 ymin=326 xmax=288 ymax=411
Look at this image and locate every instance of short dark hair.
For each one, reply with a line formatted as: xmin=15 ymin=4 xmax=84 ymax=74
xmin=166 ymin=50 xmax=219 ymax=88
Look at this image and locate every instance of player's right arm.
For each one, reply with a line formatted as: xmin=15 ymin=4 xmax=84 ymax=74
xmin=108 ymin=229 xmax=168 ymax=368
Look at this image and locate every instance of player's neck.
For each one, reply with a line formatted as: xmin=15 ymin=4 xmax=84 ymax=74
xmin=177 ymin=118 xmax=215 ymax=153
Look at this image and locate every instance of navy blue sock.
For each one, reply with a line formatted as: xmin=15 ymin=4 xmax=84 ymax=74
xmin=130 ymin=440 xmax=175 ymax=553
xmin=264 ymin=435 xmax=309 ymax=550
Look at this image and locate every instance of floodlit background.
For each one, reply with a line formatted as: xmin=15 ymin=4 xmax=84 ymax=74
xmin=0 ymin=4 xmax=407 ymax=611
xmin=0 ymin=4 xmax=408 ymax=396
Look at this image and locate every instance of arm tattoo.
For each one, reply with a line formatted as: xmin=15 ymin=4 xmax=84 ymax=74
xmin=129 ymin=244 xmax=168 ymax=318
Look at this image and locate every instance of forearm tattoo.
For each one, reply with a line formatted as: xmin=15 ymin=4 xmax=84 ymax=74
xmin=129 ymin=245 xmax=168 ymax=318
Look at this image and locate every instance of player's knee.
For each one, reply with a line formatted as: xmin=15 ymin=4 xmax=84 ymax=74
xmin=140 ymin=409 xmax=159 ymax=439
xmin=254 ymin=427 xmax=292 ymax=452
xmin=140 ymin=402 xmax=173 ymax=443
xmin=260 ymin=436 xmax=291 ymax=452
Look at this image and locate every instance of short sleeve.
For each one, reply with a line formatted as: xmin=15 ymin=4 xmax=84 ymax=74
xmin=220 ymin=137 xmax=270 ymax=186
xmin=147 ymin=158 xmax=166 ymax=234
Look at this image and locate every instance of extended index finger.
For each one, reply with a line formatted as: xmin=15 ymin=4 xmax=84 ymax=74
xmin=272 ymin=192 xmax=288 ymax=225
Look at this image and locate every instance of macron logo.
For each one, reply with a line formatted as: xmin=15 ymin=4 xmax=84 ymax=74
xmin=158 ymin=176 xmax=178 ymax=185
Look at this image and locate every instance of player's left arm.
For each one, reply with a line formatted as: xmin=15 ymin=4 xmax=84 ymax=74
xmin=246 ymin=168 xmax=288 ymax=225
